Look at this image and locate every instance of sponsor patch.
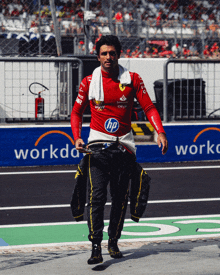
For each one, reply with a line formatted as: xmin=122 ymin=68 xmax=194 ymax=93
xmin=76 ymin=98 xmax=82 ymax=105
xmin=120 ymin=95 xmax=127 ymax=101
xmin=94 ymin=99 xmax=105 ymax=111
xmin=104 ymin=118 xmax=119 ymax=133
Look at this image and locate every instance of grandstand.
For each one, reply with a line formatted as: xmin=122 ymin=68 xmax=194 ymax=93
xmin=0 ymin=0 xmax=220 ymax=57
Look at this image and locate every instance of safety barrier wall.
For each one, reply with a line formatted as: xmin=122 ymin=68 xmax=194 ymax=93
xmin=163 ymin=59 xmax=220 ymax=122
xmin=0 ymin=57 xmax=166 ymax=123
xmin=1 ymin=57 xmax=220 ymax=124
xmin=1 ymin=122 xmax=220 ymax=167
xmin=0 ymin=57 xmax=83 ymax=123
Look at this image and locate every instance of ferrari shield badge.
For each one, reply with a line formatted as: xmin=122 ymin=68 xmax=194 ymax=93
xmin=119 ymin=83 xmax=126 ymax=92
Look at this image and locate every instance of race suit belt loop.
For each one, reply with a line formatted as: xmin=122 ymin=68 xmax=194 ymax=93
xmin=117 ymin=144 xmax=126 ymax=153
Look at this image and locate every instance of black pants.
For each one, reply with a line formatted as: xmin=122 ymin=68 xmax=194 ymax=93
xmin=87 ymin=145 xmax=135 ymax=244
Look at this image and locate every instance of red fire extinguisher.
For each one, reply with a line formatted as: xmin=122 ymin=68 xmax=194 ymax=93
xmin=29 ymin=82 xmax=49 ymax=119
xmin=35 ymin=92 xmax=44 ymax=119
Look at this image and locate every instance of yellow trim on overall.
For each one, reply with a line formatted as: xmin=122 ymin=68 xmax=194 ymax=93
xmin=88 ymin=155 xmax=94 ymax=239
xmin=131 ymin=214 xmax=140 ymax=220
xmin=75 ymin=166 xmax=83 ymax=179
xmin=135 ymin=169 xmax=143 ymax=214
xmin=115 ymin=184 xmax=130 ymax=238
xmin=74 ymin=213 xmax=83 ymax=219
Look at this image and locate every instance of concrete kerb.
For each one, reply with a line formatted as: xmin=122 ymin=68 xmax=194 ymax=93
xmin=1 ymin=236 xmax=220 ymax=255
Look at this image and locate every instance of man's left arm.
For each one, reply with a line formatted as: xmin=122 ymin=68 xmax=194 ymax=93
xmin=134 ymin=73 xmax=168 ymax=155
xmin=145 ymin=107 xmax=168 ymax=155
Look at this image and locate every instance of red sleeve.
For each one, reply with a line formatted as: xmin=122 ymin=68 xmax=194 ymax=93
xmin=133 ymin=73 xmax=166 ymax=134
xmin=70 ymin=77 xmax=89 ymax=140
xmin=145 ymin=106 xmax=166 ymax=134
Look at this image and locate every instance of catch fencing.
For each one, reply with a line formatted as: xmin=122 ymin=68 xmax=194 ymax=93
xmin=0 ymin=57 xmax=83 ymax=123
xmin=161 ymin=59 xmax=220 ymax=122
xmin=1 ymin=0 xmax=220 ymax=57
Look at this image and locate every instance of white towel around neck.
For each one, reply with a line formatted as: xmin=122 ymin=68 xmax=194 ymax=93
xmin=88 ymin=65 xmax=131 ymax=102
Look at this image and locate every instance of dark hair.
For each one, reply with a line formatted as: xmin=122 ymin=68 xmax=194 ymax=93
xmin=96 ymin=35 xmax=122 ymax=57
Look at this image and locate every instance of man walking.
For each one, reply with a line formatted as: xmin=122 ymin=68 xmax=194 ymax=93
xmin=71 ymin=35 xmax=168 ymax=264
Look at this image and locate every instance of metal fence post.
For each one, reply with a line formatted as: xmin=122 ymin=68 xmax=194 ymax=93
xmin=49 ymin=0 xmax=62 ymax=56
xmin=163 ymin=60 xmax=169 ymax=123
xmin=109 ymin=0 xmax=113 ymax=34
xmin=38 ymin=0 xmax=42 ymax=55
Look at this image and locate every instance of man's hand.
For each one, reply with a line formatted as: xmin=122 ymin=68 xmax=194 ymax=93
xmin=157 ymin=133 xmax=168 ymax=155
xmin=75 ymin=138 xmax=85 ymax=152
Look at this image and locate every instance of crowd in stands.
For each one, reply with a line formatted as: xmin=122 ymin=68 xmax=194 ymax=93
xmin=1 ymin=0 xmax=220 ymax=36
xmin=117 ymin=40 xmax=220 ymax=59
xmin=75 ymin=35 xmax=220 ymax=59
xmin=1 ymin=0 xmax=220 ymax=58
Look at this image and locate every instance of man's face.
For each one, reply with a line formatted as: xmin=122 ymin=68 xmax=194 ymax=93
xmin=98 ymin=45 xmax=119 ymax=73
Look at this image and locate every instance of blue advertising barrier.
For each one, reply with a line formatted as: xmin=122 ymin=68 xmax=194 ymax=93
xmin=138 ymin=123 xmax=220 ymax=163
xmin=0 ymin=123 xmax=220 ymax=167
xmin=0 ymin=125 xmax=89 ymax=167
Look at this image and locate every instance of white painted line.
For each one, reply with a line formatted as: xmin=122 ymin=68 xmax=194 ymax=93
xmin=1 ymin=198 xmax=220 ymax=211
xmin=134 ymin=214 xmax=220 ymax=221
xmin=149 ymin=198 xmax=220 ymax=203
xmin=0 ymin=170 xmax=76 ymax=175
xmin=144 ymin=166 xmax=220 ymax=171
xmin=0 ymin=205 xmax=70 ymax=210
xmin=1 ymin=165 xmax=220 ymax=175
xmin=0 ymin=221 xmax=86 ymax=229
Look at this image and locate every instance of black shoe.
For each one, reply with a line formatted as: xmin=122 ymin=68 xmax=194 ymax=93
xmin=108 ymin=238 xmax=123 ymax=258
xmin=87 ymin=243 xmax=103 ymax=265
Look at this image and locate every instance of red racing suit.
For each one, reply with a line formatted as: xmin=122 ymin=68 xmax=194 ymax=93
xmin=71 ymin=70 xmax=165 ymax=142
